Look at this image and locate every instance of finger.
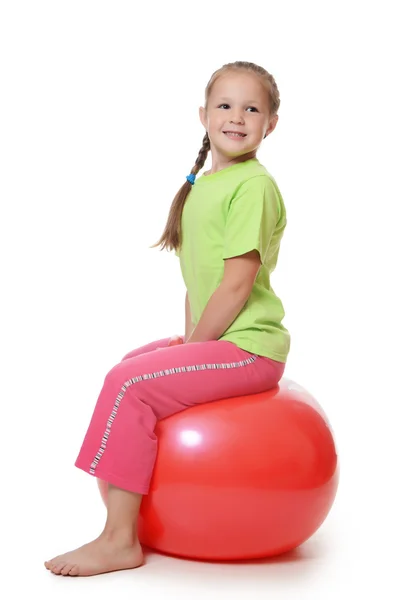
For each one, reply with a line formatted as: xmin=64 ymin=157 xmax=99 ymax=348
xmin=168 ymin=336 xmax=184 ymax=346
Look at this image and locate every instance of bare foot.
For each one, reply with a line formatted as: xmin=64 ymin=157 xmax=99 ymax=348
xmin=44 ymin=535 xmax=144 ymax=577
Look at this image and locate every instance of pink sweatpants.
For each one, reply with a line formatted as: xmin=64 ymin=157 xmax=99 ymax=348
xmin=75 ymin=336 xmax=286 ymax=495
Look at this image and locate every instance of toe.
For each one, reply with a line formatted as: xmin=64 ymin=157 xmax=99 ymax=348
xmin=51 ymin=562 xmax=68 ymax=575
xmin=60 ymin=563 xmax=74 ymax=576
xmin=45 ymin=556 xmax=60 ymax=570
xmin=68 ymin=565 xmax=79 ymax=576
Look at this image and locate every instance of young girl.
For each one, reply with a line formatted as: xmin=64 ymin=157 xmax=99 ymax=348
xmin=45 ymin=60 xmax=291 ymax=577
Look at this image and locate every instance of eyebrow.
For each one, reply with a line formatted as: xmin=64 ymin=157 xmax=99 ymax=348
xmin=216 ymin=97 xmax=261 ymax=105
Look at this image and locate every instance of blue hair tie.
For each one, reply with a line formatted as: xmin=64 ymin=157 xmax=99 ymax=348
xmin=186 ymin=173 xmax=196 ymax=185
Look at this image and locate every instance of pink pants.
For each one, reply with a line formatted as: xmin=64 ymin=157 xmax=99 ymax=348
xmin=75 ymin=336 xmax=286 ymax=495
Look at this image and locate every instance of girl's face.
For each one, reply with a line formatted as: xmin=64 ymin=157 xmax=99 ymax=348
xmin=199 ymin=71 xmax=278 ymax=164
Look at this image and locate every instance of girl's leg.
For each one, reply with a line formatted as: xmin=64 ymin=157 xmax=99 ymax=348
xmin=121 ymin=338 xmax=168 ymax=361
xmin=45 ymin=485 xmax=144 ymax=577
xmin=45 ymin=340 xmax=284 ymax=576
xmin=45 ymin=336 xmax=183 ymax=577
xmin=121 ymin=335 xmax=185 ymax=361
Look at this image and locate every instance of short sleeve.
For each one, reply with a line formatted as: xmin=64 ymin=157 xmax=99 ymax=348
xmin=223 ymin=176 xmax=281 ymax=264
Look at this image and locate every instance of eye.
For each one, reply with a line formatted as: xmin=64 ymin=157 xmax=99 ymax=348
xmin=217 ymin=104 xmax=259 ymax=112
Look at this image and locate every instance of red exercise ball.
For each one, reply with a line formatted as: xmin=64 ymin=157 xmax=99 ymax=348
xmin=97 ymin=378 xmax=339 ymax=560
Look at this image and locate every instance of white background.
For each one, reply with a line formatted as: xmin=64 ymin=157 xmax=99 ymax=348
xmin=1 ymin=0 xmax=396 ymax=597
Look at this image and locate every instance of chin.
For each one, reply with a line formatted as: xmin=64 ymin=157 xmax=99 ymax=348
xmin=220 ymin=147 xmax=256 ymax=160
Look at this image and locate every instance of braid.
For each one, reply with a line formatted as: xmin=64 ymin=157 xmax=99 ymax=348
xmin=150 ymin=133 xmax=211 ymax=252
xmin=190 ymin=132 xmax=211 ymax=177
xmin=152 ymin=61 xmax=280 ymax=253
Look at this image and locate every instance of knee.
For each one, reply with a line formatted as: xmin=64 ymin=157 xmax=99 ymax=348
xmin=104 ymin=361 xmax=131 ymax=388
xmin=104 ymin=357 xmax=147 ymax=393
xmin=120 ymin=350 xmax=134 ymax=361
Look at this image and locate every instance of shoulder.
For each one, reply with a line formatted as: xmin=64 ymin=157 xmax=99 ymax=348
xmin=237 ymin=161 xmax=280 ymax=190
xmin=230 ymin=166 xmax=285 ymax=221
xmin=233 ymin=168 xmax=282 ymax=202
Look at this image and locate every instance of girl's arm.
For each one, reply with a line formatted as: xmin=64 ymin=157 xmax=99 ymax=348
xmin=185 ymin=250 xmax=261 ymax=344
xmin=185 ymin=292 xmax=195 ymax=340
xmin=185 ymin=281 xmax=250 ymax=344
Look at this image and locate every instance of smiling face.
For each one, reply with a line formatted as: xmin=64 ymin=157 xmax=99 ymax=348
xmin=199 ymin=70 xmax=278 ymax=171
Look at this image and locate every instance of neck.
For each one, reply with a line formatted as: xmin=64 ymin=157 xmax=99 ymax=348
xmin=205 ymin=150 xmax=257 ymax=175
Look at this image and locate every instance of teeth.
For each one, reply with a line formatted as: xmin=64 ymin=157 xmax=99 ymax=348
xmin=225 ymin=132 xmax=245 ymax=137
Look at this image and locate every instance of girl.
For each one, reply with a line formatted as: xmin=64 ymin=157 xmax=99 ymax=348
xmin=45 ymin=60 xmax=291 ymax=577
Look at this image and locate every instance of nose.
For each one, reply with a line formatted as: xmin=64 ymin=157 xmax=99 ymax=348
xmin=229 ymin=108 xmax=245 ymax=124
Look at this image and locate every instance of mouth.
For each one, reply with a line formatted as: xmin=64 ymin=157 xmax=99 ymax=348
xmin=223 ymin=131 xmax=247 ymax=139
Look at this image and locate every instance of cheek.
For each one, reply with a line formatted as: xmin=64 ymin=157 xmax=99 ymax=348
xmin=208 ymin=123 xmax=220 ymax=136
xmin=248 ymin=121 xmax=265 ymax=138
xmin=208 ymin=114 xmax=224 ymax=130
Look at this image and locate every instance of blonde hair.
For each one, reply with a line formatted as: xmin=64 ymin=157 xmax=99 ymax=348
xmin=151 ymin=61 xmax=281 ymax=253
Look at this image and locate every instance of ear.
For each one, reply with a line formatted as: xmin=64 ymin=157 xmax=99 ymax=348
xmin=199 ymin=106 xmax=207 ymax=130
xmin=265 ymin=114 xmax=279 ymax=138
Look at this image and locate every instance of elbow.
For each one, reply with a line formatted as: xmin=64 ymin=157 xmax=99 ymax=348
xmin=221 ymin=279 xmax=253 ymax=302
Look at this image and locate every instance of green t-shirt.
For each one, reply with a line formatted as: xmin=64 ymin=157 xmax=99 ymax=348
xmin=176 ymin=158 xmax=290 ymax=362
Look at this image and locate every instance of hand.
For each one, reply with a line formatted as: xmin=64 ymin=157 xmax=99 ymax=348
xmin=168 ymin=335 xmax=184 ymax=347
xmin=156 ymin=335 xmax=184 ymax=351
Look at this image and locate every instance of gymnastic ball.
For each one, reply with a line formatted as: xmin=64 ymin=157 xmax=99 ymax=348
xmin=98 ymin=377 xmax=339 ymax=560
